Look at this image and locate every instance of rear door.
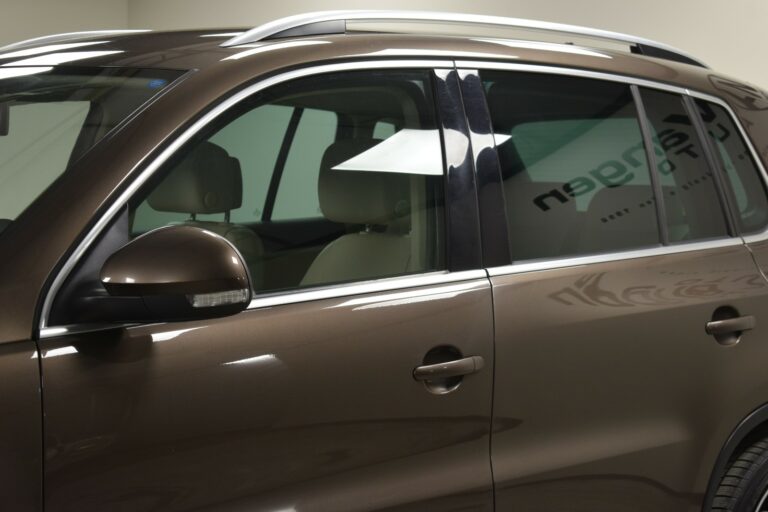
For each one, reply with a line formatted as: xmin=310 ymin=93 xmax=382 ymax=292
xmin=459 ymin=63 xmax=768 ymax=511
xmin=39 ymin=64 xmax=495 ymax=511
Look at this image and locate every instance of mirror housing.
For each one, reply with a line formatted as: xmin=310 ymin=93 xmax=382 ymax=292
xmin=98 ymin=225 xmax=252 ymax=323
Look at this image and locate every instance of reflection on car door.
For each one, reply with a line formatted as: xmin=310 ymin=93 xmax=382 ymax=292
xmin=465 ymin=66 xmax=768 ymax=511
xmin=40 ymin=275 xmax=494 ymax=511
xmin=38 ymin=66 xmax=495 ymax=512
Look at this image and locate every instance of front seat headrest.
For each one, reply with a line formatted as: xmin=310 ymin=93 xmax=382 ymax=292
xmin=318 ymin=139 xmax=410 ymax=226
xmin=148 ymin=141 xmax=243 ymax=215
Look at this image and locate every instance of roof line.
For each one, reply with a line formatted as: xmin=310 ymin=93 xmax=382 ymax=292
xmin=221 ymin=10 xmax=706 ymax=68
xmin=0 ymin=30 xmax=151 ymax=53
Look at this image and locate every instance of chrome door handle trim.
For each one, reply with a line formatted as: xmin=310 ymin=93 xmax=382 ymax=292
xmin=706 ymin=316 xmax=756 ymax=335
xmin=413 ymin=356 xmax=485 ymax=381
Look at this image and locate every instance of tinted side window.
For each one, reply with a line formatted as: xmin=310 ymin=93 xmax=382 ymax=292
xmin=639 ymin=89 xmax=729 ymax=242
xmin=133 ymin=104 xmax=293 ymax=232
xmin=696 ymin=100 xmax=768 ymax=234
xmin=481 ymin=71 xmax=660 ymax=261
xmin=132 ymin=70 xmax=445 ymax=293
xmin=271 ymin=108 xmax=337 ymax=220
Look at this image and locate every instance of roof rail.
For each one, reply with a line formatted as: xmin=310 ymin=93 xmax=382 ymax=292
xmin=221 ymin=11 xmax=706 ymax=68
xmin=0 ymin=30 xmax=151 ymax=53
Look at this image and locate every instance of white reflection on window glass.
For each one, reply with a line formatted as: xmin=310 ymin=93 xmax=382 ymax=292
xmin=332 ymin=129 xmax=446 ymax=175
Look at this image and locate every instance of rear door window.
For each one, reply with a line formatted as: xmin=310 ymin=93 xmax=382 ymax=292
xmin=481 ymin=70 xmax=660 ymax=261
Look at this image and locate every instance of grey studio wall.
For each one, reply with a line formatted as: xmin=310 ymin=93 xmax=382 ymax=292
xmin=1 ymin=0 xmax=765 ymax=87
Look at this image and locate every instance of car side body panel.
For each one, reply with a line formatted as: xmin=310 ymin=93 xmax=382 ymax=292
xmin=40 ymin=279 xmax=494 ymax=511
xmin=0 ymin=341 xmax=42 ymax=512
xmin=489 ymin=246 xmax=768 ymax=511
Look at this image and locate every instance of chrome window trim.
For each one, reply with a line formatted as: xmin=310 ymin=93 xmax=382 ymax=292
xmin=458 ymin=61 xmax=768 ymax=273
xmin=487 ymin=238 xmax=742 ymax=278
xmin=39 ymin=269 xmax=488 ymax=339
xmin=245 ymin=269 xmax=488 ymax=310
xmin=39 ymin=59 xmax=455 ymax=334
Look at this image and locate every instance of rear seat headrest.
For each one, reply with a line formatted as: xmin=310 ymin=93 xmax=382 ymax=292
xmin=148 ymin=141 xmax=243 ymax=215
xmin=318 ymin=139 xmax=410 ymax=226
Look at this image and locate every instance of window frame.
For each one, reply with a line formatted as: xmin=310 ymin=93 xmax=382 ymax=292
xmin=39 ymin=59 xmax=483 ymax=338
xmin=457 ymin=61 xmax=768 ymax=276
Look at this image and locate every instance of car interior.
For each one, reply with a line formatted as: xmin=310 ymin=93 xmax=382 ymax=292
xmin=485 ymin=71 xmax=731 ymax=262
xmin=128 ymin=72 xmax=446 ymax=296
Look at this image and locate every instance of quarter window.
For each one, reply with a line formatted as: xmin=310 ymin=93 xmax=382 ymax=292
xmin=639 ymin=89 xmax=729 ymax=242
xmin=696 ymin=99 xmax=768 ymax=234
xmin=481 ymin=71 xmax=660 ymax=261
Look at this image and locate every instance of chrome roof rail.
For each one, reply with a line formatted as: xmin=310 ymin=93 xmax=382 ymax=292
xmin=221 ymin=10 xmax=706 ymax=68
xmin=0 ymin=30 xmax=151 ymax=53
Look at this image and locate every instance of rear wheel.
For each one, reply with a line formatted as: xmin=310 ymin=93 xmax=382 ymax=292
xmin=713 ymin=438 xmax=768 ymax=511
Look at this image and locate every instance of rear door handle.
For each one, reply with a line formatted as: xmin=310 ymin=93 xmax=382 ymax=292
xmin=413 ymin=356 xmax=485 ymax=381
xmin=706 ymin=315 xmax=756 ymax=335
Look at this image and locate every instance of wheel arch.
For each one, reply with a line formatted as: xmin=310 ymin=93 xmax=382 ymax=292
xmin=704 ymin=403 xmax=768 ymax=511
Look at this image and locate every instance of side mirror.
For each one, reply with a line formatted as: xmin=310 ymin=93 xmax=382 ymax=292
xmin=98 ymin=225 xmax=252 ymax=323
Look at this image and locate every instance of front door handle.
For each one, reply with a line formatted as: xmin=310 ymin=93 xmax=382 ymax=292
xmin=706 ymin=315 xmax=756 ymax=336
xmin=413 ymin=356 xmax=485 ymax=381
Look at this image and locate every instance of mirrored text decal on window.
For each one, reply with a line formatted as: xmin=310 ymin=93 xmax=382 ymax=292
xmin=696 ymin=99 xmax=768 ymax=234
xmin=481 ymin=70 xmax=660 ymax=262
xmin=640 ymin=88 xmax=728 ymax=242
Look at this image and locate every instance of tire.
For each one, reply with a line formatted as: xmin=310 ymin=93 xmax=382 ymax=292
xmin=713 ymin=438 xmax=768 ymax=511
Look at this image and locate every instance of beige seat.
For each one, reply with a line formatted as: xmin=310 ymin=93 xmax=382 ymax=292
xmin=301 ymin=139 xmax=413 ymax=286
xmin=147 ymin=141 xmax=264 ymax=288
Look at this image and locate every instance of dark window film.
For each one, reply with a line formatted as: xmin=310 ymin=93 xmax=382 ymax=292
xmin=639 ymin=89 xmax=729 ymax=242
xmin=696 ymin=99 xmax=768 ymax=234
xmin=481 ymin=71 xmax=660 ymax=262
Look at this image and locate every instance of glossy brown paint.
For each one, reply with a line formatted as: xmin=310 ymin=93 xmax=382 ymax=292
xmin=0 ymin=340 xmax=43 ymax=511
xmin=101 ymin=225 xmax=250 ymax=296
xmin=41 ymin=278 xmax=494 ymax=511
xmin=0 ymin=27 xmax=765 ymax=512
xmin=490 ymin=246 xmax=768 ymax=511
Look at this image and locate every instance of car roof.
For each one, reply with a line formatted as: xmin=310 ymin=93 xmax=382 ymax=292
xmin=0 ymin=27 xmax=740 ymax=103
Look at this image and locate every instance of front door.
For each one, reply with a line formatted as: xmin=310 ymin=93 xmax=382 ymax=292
xmin=39 ymin=65 xmax=495 ymax=511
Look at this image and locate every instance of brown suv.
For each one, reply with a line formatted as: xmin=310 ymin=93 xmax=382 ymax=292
xmin=2 ymin=10 xmax=768 ymax=512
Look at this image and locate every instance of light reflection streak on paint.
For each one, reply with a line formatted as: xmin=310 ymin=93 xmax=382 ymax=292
xmin=331 ymin=281 xmax=484 ymax=310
